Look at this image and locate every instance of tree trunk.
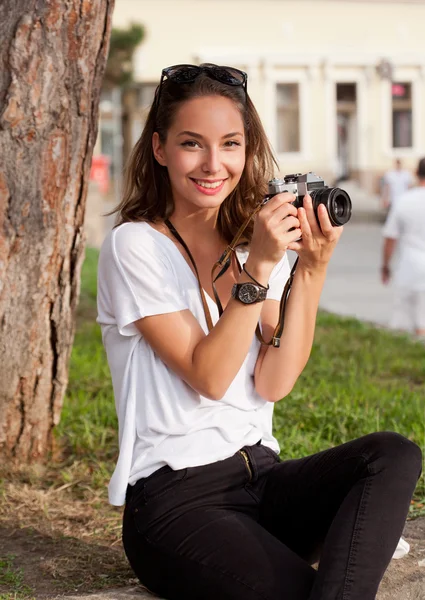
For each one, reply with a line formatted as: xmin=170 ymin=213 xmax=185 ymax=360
xmin=0 ymin=0 xmax=115 ymax=461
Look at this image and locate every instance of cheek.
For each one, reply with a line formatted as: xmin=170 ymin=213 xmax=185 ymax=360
xmin=168 ymin=151 xmax=199 ymax=180
xmin=227 ymin=149 xmax=246 ymax=177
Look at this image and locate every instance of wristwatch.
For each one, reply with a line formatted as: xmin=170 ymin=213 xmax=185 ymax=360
xmin=231 ymin=282 xmax=267 ymax=304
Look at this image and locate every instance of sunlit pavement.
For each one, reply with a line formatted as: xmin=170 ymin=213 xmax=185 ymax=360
xmin=318 ymin=219 xmax=394 ymax=328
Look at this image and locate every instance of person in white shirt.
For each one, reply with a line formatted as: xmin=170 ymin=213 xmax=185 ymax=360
xmin=382 ymin=157 xmax=425 ymax=336
xmin=97 ymin=64 xmax=421 ymax=600
xmin=381 ymin=158 xmax=413 ymax=211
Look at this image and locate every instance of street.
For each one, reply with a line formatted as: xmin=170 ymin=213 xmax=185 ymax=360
xmin=317 ymin=220 xmax=393 ymax=327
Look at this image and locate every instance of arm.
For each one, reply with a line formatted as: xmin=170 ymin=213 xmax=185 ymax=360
xmin=381 ymin=182 xmax=390 ymax=209
xmin=255 ymin=197 xmax=342 ymax=402
xmin=135 ymin=194 xmax=301 ymax=400
xmin=135 ymin=262 xmax=272 ymax=400
xmin=254 ymin=265 xmax=326 ymax=402
xmin=381 ymin=237 xmax=397 ymax=284
xmin=381 ymin=203 xmax=400 ymax=285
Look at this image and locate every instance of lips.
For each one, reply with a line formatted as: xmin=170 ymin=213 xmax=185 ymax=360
xmin=191 ymin=178 xmax=226 ymax=189
xmin=190 ymin=178 xmax=227 ymax=195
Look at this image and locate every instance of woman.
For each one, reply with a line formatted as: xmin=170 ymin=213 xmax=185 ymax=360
xmin=97 ymin=64 xmax=421 ymax=599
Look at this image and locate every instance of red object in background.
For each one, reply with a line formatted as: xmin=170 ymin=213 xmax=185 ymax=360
xmin=90 ymin=154 xmax=111 ymax=194
xmin=392 ymin=84 xmax=406 ymax=97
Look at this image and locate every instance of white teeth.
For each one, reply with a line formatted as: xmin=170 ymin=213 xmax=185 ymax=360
xmin=194 ymin=179 xmax=224 ymax=189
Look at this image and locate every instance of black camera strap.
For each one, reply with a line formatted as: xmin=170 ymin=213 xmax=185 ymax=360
xmin=164 ymin=203 xmax=297 ymax=348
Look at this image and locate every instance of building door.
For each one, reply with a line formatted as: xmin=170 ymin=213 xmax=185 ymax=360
xmin=336 ymin=83 xmax=357 ymax=181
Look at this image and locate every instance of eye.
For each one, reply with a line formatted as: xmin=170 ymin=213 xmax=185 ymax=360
xmin=181 ymin=140 xmax=200 ymax=148
xmin=224 ymin=140 xmax=241 ymax=147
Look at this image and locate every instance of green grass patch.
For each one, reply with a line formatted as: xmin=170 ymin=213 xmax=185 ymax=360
xmin=0 ymin=555 xmax=34 ymax=599
xmin=59 ymin=248 xmax=425 ymax=511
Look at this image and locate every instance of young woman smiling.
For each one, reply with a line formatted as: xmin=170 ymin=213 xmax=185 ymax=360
xmin=97 ymin=64 xmax=422 ymax=600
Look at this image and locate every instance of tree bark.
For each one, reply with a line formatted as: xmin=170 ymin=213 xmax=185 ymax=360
xmin=0 ymin=0 xmax=115 ymax=461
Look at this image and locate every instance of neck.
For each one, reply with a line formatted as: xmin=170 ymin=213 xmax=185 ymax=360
xmin=168 ymin=207 xmax=222 ymax=244
xmin=418 ymin=179 xmax=425 ymax=187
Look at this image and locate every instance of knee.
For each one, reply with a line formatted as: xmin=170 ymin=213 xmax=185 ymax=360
xmin=366 ymin=431 xmax=422 ymax=477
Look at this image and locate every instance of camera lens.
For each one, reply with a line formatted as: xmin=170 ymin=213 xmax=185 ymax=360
xmin=311 ymin=187 xmax=352 ymax=226
xmin=328 ymin=188 xmax=352 ymax=225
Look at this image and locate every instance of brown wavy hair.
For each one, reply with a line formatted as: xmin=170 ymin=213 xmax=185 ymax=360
xmin=111 ymin=64 xmax=278 ymax=243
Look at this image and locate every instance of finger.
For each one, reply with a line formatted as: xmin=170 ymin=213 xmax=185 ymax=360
xmin=303 ymin=195 xmax=321 ymax=237
xmin=278 ymin=215 xmax=300 ymax=233
xmin=298 ymin=206 xmax=312 ymax=238
xmin=264 ymin=192 xmax=297 ymax=213
xmin=269 ymin=201 xmax=298 ymax=223
xmin=316 ymin=203 xmax=335 ymax=237
xmin=284 ymin=228 xmax=303 ymax=247
xmin=287 ymin=239 xmax=302 ymax=252
xmin=261 ymin=202 xmax=297 ymax=228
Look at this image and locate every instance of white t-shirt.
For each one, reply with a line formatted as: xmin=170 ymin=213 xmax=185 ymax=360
xmin=97 ymin=221 xmax=291 ymax=506
xmin=382 ymin=186 xmax=425 ymax=291
xmin=383 ymin=169 xmax=413 ymax=207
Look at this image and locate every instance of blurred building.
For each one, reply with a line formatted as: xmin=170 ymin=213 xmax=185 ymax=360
xmin=96 ymin=0 xmax=425 ymax=196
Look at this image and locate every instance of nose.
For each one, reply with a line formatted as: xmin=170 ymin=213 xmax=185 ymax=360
xmin=202 ymin=147 xmax=221 ymax=174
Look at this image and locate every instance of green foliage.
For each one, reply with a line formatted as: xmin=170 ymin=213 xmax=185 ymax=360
xmin=104 ymin=23 xmax=145 ymax=88
xmin=59 ymin=249 xmax=425 ymax=506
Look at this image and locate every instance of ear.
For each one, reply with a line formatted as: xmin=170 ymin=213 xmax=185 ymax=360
xmin=152 ymin=132 xmax=167 ymax=166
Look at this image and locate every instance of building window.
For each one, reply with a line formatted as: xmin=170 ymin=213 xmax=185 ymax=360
xmin=276 ymin=83 xmax=300 ymax=153
xmin=392 ymin=82 xmax=412 ymax=148
xmin=336 ymin=83 xmax=356 ymax=103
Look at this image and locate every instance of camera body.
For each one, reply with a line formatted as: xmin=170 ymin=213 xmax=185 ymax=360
xmin=265 ymin=172 xmax=352 ymax=227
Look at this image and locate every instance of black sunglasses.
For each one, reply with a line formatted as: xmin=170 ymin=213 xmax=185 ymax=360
xmin=154 ymin=63 xmax=248 ymax=118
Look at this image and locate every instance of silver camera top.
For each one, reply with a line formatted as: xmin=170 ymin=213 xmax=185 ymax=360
xmin=268 ymin=172 xmax=325 ymax=197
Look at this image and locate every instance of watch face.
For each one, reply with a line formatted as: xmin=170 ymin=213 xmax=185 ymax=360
xmin=239 ymin=283 xmax=260 ymax=303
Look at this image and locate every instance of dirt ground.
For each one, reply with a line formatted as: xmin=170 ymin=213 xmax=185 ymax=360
xmin=0 ymin=523 xmax=135 ymax=597
xmin=0 ymin=475 xmax=136 ymax=598
xmin=1 ymin=514 xmax=425 ymax=598
xmin=377 ymin=518 xmax=425 ymax=599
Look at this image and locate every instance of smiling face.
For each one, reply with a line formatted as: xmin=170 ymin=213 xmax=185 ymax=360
xmin=152 ymin=95 xmax=246 ymax=217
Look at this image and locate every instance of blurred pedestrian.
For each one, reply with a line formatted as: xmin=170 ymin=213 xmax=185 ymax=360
xmin=380 ymin=158 xmax=413 ymax=211
xmin=381 ymin=157 xmax=425 ymax=337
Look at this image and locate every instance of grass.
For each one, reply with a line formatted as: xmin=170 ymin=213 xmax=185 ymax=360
xmin=1 ymin=246 xmax=424 ymax=596
xmin=0 ymin=555 xmax=34 ymax=599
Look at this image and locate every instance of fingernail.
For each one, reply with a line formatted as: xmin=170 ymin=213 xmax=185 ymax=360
xmin=304 ymin=195 xmax=312 ymax=206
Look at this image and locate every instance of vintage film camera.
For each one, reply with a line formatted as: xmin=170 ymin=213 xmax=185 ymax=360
xmin=265 ymin=172 xmax=352 ymax=226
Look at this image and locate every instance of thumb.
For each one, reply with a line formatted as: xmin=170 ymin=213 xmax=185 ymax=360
xmin=288 ymin=241 xmax=302 ymax=252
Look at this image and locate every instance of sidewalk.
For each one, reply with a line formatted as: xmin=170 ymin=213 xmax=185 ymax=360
xmin=339 ymin=179 xmax=384 ymax=223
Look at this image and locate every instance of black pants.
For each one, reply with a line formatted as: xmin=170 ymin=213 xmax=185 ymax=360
xmin=122 ymin=432 xmax=422 ymax=600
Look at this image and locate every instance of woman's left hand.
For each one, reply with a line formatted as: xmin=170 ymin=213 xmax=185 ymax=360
xmin=287 ymin=194 xmax=343 ymax=269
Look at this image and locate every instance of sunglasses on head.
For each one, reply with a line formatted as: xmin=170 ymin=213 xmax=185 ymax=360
xmin=154 ymin=63 xmax=248 ymax=118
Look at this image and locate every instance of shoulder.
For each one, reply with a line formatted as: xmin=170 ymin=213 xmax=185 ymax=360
xmin=400 ymin=186 xmax=422 ymax=202
xmin=99 ymin=222 xmax=177 ymax=277
xmin=105 ymin=222 xmax=171 ymax=261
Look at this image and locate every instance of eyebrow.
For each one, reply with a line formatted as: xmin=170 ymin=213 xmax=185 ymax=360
xmin=177 ymin=130 xmax=244 ymax=139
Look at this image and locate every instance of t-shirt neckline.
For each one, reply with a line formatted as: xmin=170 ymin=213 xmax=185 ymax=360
xmin=136 ymin=221 xmax=248 ymax=309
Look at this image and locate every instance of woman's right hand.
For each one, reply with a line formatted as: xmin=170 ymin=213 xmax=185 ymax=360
xmin=249 ymin=192 xmax=301 ymax=266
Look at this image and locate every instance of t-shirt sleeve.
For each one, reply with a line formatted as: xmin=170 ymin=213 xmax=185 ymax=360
xmin=382 ymin=205 xmax=401 ymax=240
xmin=266 ymin=253 xmax=291 ymax=301
xmin=99 ymin=225 xmax=189 ymax=336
